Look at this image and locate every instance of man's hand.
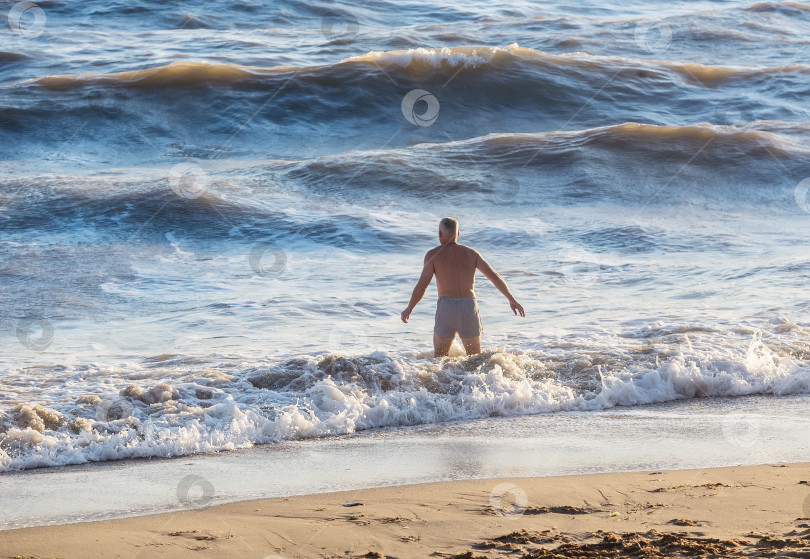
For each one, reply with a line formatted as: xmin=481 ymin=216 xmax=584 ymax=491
xmin=401 ymin=307 xmax=412 ymax=323
xmin=510 ymin=299 xmax=525 ymax=317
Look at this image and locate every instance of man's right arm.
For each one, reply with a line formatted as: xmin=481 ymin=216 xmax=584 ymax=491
xmin=401 ymin=252 xmax=435 ymax=323
xmin=475 ymin=252 xmax=525 ymax=317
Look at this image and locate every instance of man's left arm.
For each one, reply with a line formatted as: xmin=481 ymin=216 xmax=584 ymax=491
xmin=475 ymin=252 xmax=525 ymax=317
xmin=401 ymin=254 xmax=435 ymax=323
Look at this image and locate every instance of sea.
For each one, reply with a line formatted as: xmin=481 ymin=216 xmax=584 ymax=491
xmin=2 ymin=0 xmax=810 ymax=527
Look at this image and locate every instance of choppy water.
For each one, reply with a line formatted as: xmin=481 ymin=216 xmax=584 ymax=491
xmin=1 ymin=0 xmax=810 ymax=472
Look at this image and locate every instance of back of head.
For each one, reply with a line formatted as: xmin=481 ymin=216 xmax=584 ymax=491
xmin=439 ymin=217 xmax=458 ymax=237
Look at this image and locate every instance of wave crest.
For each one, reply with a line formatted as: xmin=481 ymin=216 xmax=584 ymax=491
xmin=2 ymin=336 xmax=808 ymax=472
xmin=9 ymin=43 xmax=809 ymax=91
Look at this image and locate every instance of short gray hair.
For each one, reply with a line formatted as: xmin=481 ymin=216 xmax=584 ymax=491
xmin=439 ymin=217 xmax=458 ymax=236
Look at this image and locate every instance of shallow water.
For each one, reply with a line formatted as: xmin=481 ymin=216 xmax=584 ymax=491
xmin=2 ymin=393 xmax=808 ymax=529
xmin=1 ymin=0 xmax=809 ymax=473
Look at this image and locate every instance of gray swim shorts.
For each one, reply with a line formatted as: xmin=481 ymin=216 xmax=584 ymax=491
xmin=434 ymin=297 xmax=482 ymax=339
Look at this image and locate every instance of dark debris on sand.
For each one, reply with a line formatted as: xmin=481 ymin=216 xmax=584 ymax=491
xmin=449 ymin=528 xmax=810 ymax=558
xmin=483 ymin=505 xmax=604 ymax=516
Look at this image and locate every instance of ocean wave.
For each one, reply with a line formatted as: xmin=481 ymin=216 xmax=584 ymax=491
xmin=427 ymin=121 xmax=810 ymax=159
xmin=0 ymin=171 xmax=413 ymax=247
xmin=745 ymin=0 xmax=810 ymax=14
xmin=2 ymin=43 xmax=806 ymax=165
xmin=283 ymin=121 xmax=810 ymax=208
xmin=1 ymin=334 xmax=808 ymax=471
xmin=17 ymin=61 xmax=295 ymax=89
xmin=8 ymin=44 xmax=810 ymax=91
xmin=344 ymin=44 xmax=810 ymax=86
xmin=0 ymin=52 xmax=28 ymax=62
xmin=2 ymin=120 xmax=808 ymax=242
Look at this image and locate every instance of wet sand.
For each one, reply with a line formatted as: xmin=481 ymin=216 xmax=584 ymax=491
xmin=2 ymin=462 xmax=810 ymax=558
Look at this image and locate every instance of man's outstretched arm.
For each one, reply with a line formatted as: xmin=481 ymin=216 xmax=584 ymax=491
xmin=401 ymin=254 xmax=435 ymax=323
xmin=476 ymin=253 xmax=525 ymax=317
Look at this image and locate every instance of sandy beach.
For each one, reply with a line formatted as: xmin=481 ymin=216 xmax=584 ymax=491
xmin=2 ymin=462 xmax=809 ymax=558
xmin=3 ymin=0 xmax=810 ymax=558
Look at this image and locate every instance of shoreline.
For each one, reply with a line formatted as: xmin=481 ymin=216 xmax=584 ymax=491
xmin=3 ymin=393 xmax=810 ymax=534
xmin=2 ymin=462 xmax=810 ymax=558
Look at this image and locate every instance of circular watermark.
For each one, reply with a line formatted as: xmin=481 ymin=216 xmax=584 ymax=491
xmin=721 ymin=413 xmax=761 ymax=448
xmin=559 ymin=252 xmax=602 ymax=286
xmin=401 ymin=89 xmax=440 ymax=127
xmin=321 ymin=12 xmax=359 ymax=42
xmin=249 ymin=242 xmax=287 ymax=278
xmin=634 ymin=19 xmax=672 ymax=54
xmin=327 ymin=326 xmax=369 ymax=355
xmin=794 ymin=178 xmax=810 ymax=214
xmin=168 ymin=162 xmax=209 ymax=199
xmin=714 ymin=106 xmax=754 ymax=129
xmin=489 ymin=482 xmax=528 ymax=519
xmin=491 ymin=174 xmax=521 ymax=205
xmin=8 ymin=1 xmax=46 ymax=38
xmin=96 ymin=397 xmax=134 ymax=422
xmin=16 ymin=317 xmax=54 ymax=351
xmin=176 ymin=474 xmax=215 ymax=509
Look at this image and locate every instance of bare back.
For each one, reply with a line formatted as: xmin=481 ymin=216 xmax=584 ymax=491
xmin=400 ymin=220 xmax=525 ymax=353
xmin=427 ymin=242 xmax=479 ymax=298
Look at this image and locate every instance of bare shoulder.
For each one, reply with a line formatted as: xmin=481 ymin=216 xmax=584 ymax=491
xmin=424 ymin=245 xmax=443 ymax=262
xmin=459 ymin=243 xmax=481 ymax=260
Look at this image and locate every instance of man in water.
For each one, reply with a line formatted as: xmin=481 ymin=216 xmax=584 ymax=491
xmin=400 ymin=217 xmax=525 ymax=356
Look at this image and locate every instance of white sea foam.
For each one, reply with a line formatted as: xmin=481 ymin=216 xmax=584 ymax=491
xmin=1 ymin=333 xmax=808 ymax=472
xmin=341 ymin=44 xmax=520 ymax=68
